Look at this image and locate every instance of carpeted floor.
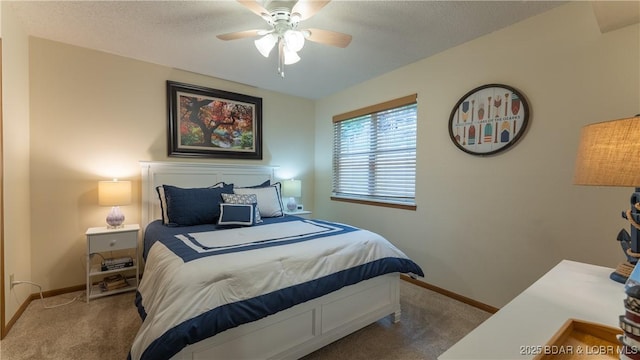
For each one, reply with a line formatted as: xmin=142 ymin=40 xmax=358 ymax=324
xmin=0 ymin=281 xmax=490 ymax=360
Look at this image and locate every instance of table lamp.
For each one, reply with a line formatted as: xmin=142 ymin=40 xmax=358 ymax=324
xmin=98 ymin=179 xmax=132 ymax=228
xmin=281 ymin=179 xmax=302 ymax=212
xmin=574 ymin=115 xmax=640 ymax=282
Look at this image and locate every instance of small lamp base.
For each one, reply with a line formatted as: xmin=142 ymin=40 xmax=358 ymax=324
xmin=106 ymin=206 xmax=125 ymax=228
xmin=286 ymin=197 xmax=297 ymax=212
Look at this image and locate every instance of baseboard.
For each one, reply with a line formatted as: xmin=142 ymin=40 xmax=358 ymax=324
xmin=3 ymin=294 xmax=31 ymax=339
xmin=2 ymin=284 xmax=85 ymax=338
xmin=400 ymin=274 xmax=499 ymax=314
xmin=3 ymin=277 xmax=496 ymax=338
xmin=38 ymin=284 xmax=85 ymax=299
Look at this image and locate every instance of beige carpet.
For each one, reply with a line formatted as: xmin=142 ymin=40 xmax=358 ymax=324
xmin=0 ymin=281 xmax=490 ymax=360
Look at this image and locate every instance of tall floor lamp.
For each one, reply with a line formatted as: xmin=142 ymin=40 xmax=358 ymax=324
xmin=574 ymin=115 xmax=640 ymax=282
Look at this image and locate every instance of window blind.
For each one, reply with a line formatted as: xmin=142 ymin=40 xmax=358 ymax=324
xmin=332 ymin=95 xmax=417 ymax=207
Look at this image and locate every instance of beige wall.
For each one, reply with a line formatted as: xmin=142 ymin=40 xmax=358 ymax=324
xmin=314 ymin=2 xmax=640 ymax=307
xmin=3 ymin=1 xmax=639 ymax=321
xmin=28 ymin=38 xmax=315 ymax=290
xmin=2 ymin=3 xmax=32 ymax=325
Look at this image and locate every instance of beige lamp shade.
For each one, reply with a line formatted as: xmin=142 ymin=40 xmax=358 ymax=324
xmin=282 ymin=179 xmax=302 ymax=198
xmin=98 ymin=180 xmax=132 ymax=206
xmin=574 ymin=116 xmax=640 ymax=187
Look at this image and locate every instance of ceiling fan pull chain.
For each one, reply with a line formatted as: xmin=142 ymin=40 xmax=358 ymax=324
xmin=278 ymin=39 xmax=285 ymax=77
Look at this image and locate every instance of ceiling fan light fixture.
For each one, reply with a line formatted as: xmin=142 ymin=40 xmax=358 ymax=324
xmin=223 ymin=0 xmax=352 ymax=77
xmin=283 ymin=45 xmax=301 ymax=65
xmin=254 ymin=34 xmax=276 ymax=57
xmin=290 ymin=12 xmax=302 ymax=24
xmin=283 ymin=30 xmax=305 ymax=52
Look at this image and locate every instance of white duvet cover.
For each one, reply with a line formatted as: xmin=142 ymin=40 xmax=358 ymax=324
xmin=130 ymin=219 xmax=423 ymax=360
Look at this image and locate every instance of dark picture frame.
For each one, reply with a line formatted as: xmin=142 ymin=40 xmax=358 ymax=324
xmin=448 ymin=84 xmax=530 ymax=156
xmin=167 ymin=81 xmax=262 ymax=159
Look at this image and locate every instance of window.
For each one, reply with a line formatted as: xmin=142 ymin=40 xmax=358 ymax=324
xmin=332 ymin=94 xmax=417 ymax=210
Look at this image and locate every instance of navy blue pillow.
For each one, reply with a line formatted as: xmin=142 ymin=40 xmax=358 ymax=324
xmin=163 ymin=184 xmax=234 ymax=226
xmin=228 ymin=179 xmax=270 ymax=189
xmin=218 ymin=203 xmax=257 ymax=226
xmin=246 ymin=179 xmax=271 ymax=188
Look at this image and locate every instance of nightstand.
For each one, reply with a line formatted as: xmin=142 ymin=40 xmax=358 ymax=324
xmin=85 ymin=224 xmax=140 ymax=302
xmin=284 ymin=210 xmax=312 ymax=219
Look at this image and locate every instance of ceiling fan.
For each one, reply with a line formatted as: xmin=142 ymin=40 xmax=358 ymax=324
xmin=217 ymin=0 xmax=352 ymax=77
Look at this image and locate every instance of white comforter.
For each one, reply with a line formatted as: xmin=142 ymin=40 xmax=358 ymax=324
xmin=130 ymin=219 xmax=422 ymax=360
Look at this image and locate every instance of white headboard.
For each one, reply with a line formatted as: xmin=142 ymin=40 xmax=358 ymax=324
xmin=140 ymin=161 xmax=277 ymax=229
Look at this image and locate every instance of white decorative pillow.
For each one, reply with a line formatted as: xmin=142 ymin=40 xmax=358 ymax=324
xmin=156 ymin=185 xmax=169 ymax=224
xmin=221 ymin=193 xmax=262 ymax=223
xmin=234 ymin=183 xmax=284 ymax=218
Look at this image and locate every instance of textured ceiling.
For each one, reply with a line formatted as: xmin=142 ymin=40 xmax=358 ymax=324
xmin=7 ymin=0 xmax=567 ymax=99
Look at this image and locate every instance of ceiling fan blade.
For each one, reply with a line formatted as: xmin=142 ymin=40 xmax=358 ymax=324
xmin=292 ymin=0 xmax=330 ymax=21
xmin=237 ymin=0 xmax=270 ymax=17
xmin=217 ymin=29 xmax=264 ymax=41
xmin=304 ymin=28 xmax=352 ymax=48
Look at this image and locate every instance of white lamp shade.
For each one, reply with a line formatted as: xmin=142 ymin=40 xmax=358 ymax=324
xmin=284 ymin=30 xmax=305 ymax=52
xmin=574 ymin=116 xmax=640 ymax=187
xmin=282 ymin=179 xmax=302 ymax=198
xmin=255 ymin=34 xmax=277 ymax=58
xmin=98 ymin=180 xmax=132 ymax=206
xmin=283 ymin=46 xmax=301 ymax=65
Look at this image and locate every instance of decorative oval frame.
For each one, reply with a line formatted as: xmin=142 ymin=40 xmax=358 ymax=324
xmin=448 ymin=84 xmax=529 ymax=156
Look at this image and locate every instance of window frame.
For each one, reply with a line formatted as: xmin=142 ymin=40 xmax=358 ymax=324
xmin=331 ymin=94 xmax=418 ymax=210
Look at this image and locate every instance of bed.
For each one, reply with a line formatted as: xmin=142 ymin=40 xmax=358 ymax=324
xmin=130 ymin=161 xmax=424 ymax=360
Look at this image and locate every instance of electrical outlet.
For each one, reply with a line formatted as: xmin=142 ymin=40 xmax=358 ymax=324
xmin=10 ymin=274 xmax=14 ymax=289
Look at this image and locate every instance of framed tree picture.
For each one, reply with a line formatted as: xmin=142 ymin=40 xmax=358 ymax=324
xmin=448 ymin=84 xmax=530 ymax=156
xmin=167 ymin=81 xmax=262 ymax=159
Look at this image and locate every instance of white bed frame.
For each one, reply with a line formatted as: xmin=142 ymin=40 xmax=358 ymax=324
xmin=140 ymin=161 xmax=402 ymax=360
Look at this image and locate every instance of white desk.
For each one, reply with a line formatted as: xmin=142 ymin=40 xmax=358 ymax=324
xmin=439 ymin=260 xmax=625 ymax=360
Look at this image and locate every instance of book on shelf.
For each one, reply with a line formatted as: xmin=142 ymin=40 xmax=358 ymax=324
xmin=100 ymin=274 xmax=129 ymax=291
xmin=101 ymin=256 xmax=133 ymax=271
